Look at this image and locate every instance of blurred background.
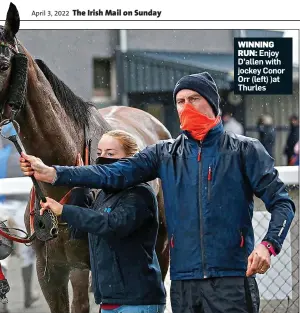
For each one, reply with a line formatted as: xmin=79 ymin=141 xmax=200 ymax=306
xmin=9 ymin=28 xmax=298 ymax=167
xmin=0 ymin=29 xmax=299 ymax=313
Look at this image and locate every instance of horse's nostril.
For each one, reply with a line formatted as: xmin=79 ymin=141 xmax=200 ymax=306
xmin=0 ymin=64 xmax=9 ymax=71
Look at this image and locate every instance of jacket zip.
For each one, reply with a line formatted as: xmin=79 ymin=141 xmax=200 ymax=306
xmin=207 ymin=166 xmax=212 ymax=201
xmin=91 ymin=202 xmax=103 ymax=295
xmin=198 ymin=141 xmax=206 ymax=278
xmin=90 ymin=235 xmax=98 ymax=294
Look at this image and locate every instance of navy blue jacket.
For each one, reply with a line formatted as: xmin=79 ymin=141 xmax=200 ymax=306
xmin=54 ymin=122 xmax=295 ymax=281
xmin=61 ymin=183 xmax=166 ymax=305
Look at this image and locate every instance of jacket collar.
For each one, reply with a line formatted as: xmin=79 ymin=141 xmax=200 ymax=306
xmin=183 ymin=120 xmax=224 ymax=146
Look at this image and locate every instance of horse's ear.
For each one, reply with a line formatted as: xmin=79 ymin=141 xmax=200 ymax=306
xmin=4 ymin=3 xmax=20 ymax=42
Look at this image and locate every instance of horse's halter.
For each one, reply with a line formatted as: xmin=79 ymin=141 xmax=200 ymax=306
xmin=0 ymin=36 xmax=26 ymax=128
xmin=0 ymin=38 xmax=19 ymax=55
xmin=0 ymin=39 xmax=59 ymax=242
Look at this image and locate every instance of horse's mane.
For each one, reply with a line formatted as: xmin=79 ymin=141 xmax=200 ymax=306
xmin=35 ymin=59 xmax=94 ymax=128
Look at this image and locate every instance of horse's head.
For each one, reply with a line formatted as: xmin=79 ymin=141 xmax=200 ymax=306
xmin=0 ymin=3 xmax=20 ymax=119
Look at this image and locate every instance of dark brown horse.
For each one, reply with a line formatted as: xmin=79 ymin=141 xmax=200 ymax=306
xmin=0 ymin=3 xmax=170 ymax=313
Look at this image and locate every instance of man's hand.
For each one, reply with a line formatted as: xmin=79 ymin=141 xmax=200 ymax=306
xmin=246 ymin=243 xmax=271 ymax=277
xmin=40 ymin=197 xmax=63 ymax=216
xmin=19 ymin=152 xmax=56 ymax=183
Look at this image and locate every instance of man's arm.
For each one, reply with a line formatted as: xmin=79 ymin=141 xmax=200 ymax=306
xmin=60 ymin=186 xmax=154 ymax=238
xmin=52 ymin=144 xmax=160 ymax=190
xmin=244 ymin=139 xmax=295 ymax=254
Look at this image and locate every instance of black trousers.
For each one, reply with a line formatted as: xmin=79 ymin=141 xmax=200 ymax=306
xmin=170 ymin=277 xmax=260 ymax=313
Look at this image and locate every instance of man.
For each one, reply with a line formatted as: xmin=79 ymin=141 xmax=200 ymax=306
xmin=257 ymin=114 xmax=276 ymax=158
xmin=20 ymin=72 xmax=295 ymax=313
xmin=222 ymin=111 xmax=244 ymax=135
xmin=284 ymin=115 xmax=299 ymax=165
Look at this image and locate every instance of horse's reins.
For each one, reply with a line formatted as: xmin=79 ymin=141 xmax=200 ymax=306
xmin=0 ymin=39 xmax=91 ymax=244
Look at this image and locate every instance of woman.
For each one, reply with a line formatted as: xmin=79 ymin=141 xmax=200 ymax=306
xmin=21 ymin=130 xmax=166 ymax=313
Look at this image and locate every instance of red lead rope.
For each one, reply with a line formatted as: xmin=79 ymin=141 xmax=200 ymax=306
xmin=0 ymin=264 xmax=5 ymax=280
xmin=29 ymin=153 xmax=86 ymax=231
xmin=0 ymin=151 xmax=89 ymax=245
xmin=0 ymin=262 xmax=10 ymax=303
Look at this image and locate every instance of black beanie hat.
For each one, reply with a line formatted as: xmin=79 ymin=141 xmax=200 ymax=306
xmin=173 ymin=72 xmax=220 ymax=116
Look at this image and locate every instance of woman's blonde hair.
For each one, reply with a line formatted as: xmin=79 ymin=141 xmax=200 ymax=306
xmin=104 ymin=130 xmax=139 ymax=157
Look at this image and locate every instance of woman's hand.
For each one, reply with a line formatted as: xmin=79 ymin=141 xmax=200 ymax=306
xmin=40 ymin=197 xmax=63 ymax=216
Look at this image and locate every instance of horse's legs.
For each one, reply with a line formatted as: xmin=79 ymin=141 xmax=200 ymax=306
xmin=36 ymin=252 xmax=70 ymax=313
xmin=156 ymin=185 xmax=170 ymax=281
xmin=70 ymin=268 xmax=90 ymax=313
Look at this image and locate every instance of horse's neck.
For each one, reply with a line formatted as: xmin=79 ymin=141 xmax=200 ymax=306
xmin=16 ymin=53 xmax=84 ymax=199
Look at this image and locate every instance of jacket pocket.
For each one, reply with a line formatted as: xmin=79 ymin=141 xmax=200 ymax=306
xmin=240 ymin=229 xmax=244 ymax=248
xmin=239 ymin=228 xmax=249 ymax=267
xmin=169 ymin=233 xmax=176 ymax=272
xmin=170 ymin=233 xmax=175 ymax=249
xmin=113 ymin=253 xmax=125 ymax=289
xmin=207 ymin=166 xmax=212 ymax=202
xmin=97 ymin=250 xmax=125 ymax=298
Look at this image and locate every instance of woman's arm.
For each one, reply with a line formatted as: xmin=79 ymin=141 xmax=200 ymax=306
xmin=42 ymin=185 xmax=156 ymax=238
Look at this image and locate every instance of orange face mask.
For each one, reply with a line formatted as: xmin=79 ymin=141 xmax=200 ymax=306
xmin=179 ymin=103 xmax=221 ymax=141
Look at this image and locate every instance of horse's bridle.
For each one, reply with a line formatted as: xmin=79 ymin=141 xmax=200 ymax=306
xmin=0 ymin=39 xmax=19 ymax=54
xmin=0 ymin=37 xmax=25 ymax=124
xmin=0 ymin=38 xmax=92 ymax=245
xmin=0 ymin=37 xmax=59 ymax=244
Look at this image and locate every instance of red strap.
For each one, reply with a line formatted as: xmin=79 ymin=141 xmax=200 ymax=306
xmin=32 ymin=153 xmax=85 ymax=208
xmin=76 ymin=153 xmax=84 ymax=167
xmin=29 ymin=188 xmax=35 ymax=234
xmin=58 ymin=190 xmax=73 ymax=205
xmin=29 ymin=149 xmax=88 ymax=234
xmin=58 ymin=153 xmax=85 ymax=205
xmin=0 ymin=264 xmax=5 ymax=280
xmin=261 ymin=241 xmax=277 ymax=256
xmin=0 ymin=148 xmax=90 ymax=245
xmin=84 ymin=145 xmax=89 ymax=166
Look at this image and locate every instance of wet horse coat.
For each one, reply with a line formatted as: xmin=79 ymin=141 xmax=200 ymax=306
xmin=0 ymin=3 xmax=170 ymax=313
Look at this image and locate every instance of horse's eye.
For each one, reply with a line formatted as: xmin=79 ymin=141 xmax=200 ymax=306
xmin=0 ymin=64 xmax=9 ymax=71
